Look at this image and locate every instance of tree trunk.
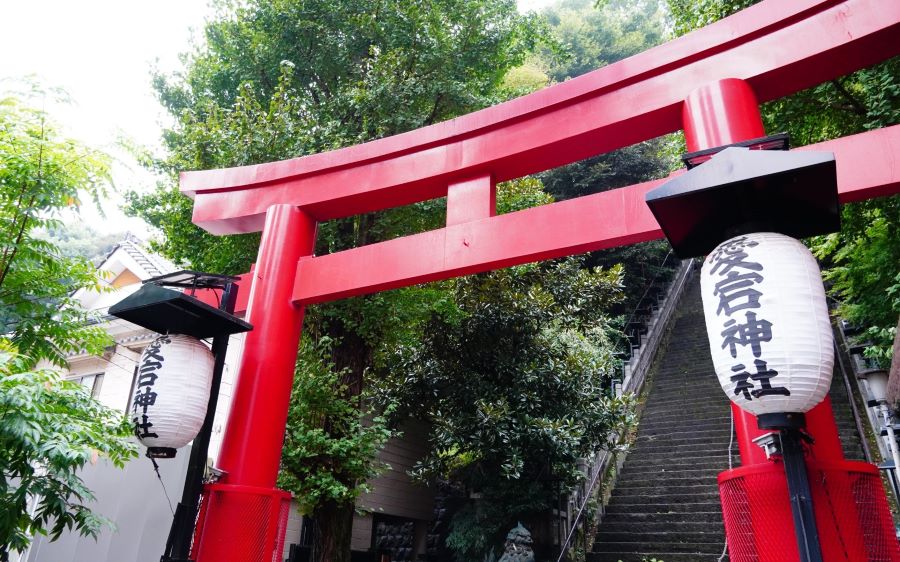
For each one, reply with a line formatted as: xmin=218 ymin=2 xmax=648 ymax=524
xmin=311 ymin=499 xmax=355 ymax=562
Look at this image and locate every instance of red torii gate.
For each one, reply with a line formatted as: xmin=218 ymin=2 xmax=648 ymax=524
xmin=181 ymin=0 xmax=900 ymax=559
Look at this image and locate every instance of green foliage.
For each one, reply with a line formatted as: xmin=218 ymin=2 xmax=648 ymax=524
xmin=0 ymin=345 xmax=137 ymax=554
xmin=0 ymin=87 xmax=136 ymax=556
xmin=546 ymin=0 xmax=666 ymax=82
xmin=813 ymin=198 xmax=900 ymax=363
xmin=665 ymin=0 xmax=754 ymax=36
xmin=378 ymin=258 xmax=634 ymax=559
xmin=538 ymin=0 xmax=677 ymax=313
xmin=129 ymin=3 xmax=549 ymax=559
xmin=0 ymin=89 xmax=112 ymax=366
xmin=277 ymin=338 xmax=393 ymax=514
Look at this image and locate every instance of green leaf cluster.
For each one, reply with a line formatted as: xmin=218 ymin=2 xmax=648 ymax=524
xmin=278 ymin=337 xmax=393 ymax=514
xmin=0 ymin=91 xmax=112 ymax=366
xmin=0 ymin=86 xmax=137 ymax=555
xmin=0 ymin=345 xmax=137 ymax=555
xmin=377 ymin=258 xmax=635 ymax=559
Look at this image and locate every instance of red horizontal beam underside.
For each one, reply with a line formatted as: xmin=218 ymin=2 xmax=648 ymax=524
xmin=281 ymin=126 xmax=899 ymax=306
xmin=184 ymin=0 xmax=900 ymax=234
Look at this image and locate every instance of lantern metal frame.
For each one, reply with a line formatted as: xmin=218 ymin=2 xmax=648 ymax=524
xmin=109 ymin=271 xmax=251 ymax=562
xmin=646 ymin=136 xmax=839 ymax=259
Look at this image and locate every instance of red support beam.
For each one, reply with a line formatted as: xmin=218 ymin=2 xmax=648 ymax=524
xmin=197 ymin=124 xmax=898 ymax=314
xmin=289 ymin=125 xmax=900 ymax=306
xmin=181 ymin=0 xmax=900 ymax=235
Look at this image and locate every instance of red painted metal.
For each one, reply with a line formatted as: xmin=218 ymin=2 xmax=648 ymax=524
xmin=446 ymin=174 xmax=495 ymax=226
xmin=681 ymin=78 xmax=847 ymax=469
xmin=181 ymin=0 xmax=900 ymax=235
xmin=732 ymin=398 xmax=847 ymax=468
xmin=683 ymin=79 xmax=766 ymax=154
xmin=286 ymin=124 xmax=899 ymax=306
xmin=195 ymin=125 xmax=900 ymax=314
xmin=215 ymin=205 xmax=316 ymax=487
xmin=191 ymin=484 xmax=292 ymax=562
xmin=719 ymin=460 xmax=900 ymax=561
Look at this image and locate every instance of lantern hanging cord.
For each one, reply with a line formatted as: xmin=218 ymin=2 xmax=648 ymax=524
xmin=717 ymin=408 xmax=735 ymax=562
xmin=149 ymin=456 xmax=176 ymax=516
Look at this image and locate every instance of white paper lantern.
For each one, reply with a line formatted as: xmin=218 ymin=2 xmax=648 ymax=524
xmin=131 ymin=334 xmax=215 ymax=456
xmin=700 ymin=232 xmax=833 ymax=416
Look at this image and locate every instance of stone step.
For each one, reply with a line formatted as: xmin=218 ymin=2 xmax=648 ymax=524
xmin=598 ymin=520 xmax=725 ymax=534
xmin=641 ymin=397 xmax=731 ymax=411
xmin=600 ymin=510 xmax=723 ymax=524
xmin=636 ymin=411 xmax=732 ymax=426
xmin=632 ymin=436 xmax=732 ymax=450
xmin=619 ymin=462 xmax=740 ymax=474
xmin=614 ymin=476 xmax=720 ymax=490
xmin=639 ymin=404 xmax=734 ymax=418
xmin=595 ymin=530 xmax=727 ymax=546
xmin=620 ymin=448 xmax=730 ymax=463
xmin=637 ymin=425 xmax=733 ymax=440
xmin=592 ymin=540 xmax=725 ymax=555
xmin=606 ymin=488 xmax=722 ymax=505
xmin=585 ymin=550 xmax=728 ymax=562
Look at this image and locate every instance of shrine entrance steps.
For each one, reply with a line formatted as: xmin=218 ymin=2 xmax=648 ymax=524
xmin=587 ymin=274 xmax=866 ymax=562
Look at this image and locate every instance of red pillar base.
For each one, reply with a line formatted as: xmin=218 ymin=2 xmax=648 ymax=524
xmin=719 ymin=460 xmax=900 ymax=561
xmin=192 ymin=484 xmax=292 ymax=562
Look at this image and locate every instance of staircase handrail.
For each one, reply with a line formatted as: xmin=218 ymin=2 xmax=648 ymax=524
xmin=556 ymin=258 xmax=695 ymax=562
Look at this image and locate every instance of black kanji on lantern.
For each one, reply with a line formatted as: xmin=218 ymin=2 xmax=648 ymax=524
xmin=132 ymin=335 xmax=170 ymax=440
xmin=714 ymin=270 xmax=763 ymax=316
xmin=135 ymin=414 xmax=159 ymax=439
xmin=721 ymin=311 xmax=773 ymax=358
xmin=708 ymin=236 xmax=762 ymax=276
xmin=730 ymin=359 xmax=790 ymax=400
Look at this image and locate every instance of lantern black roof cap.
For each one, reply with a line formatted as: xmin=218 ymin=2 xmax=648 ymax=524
xmin=108 ymin=283 xmax=252 ymax=339
xmin=646 ymin=146 xmax=839 ymax=258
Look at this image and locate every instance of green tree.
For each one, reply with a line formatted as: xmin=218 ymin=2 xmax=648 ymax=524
xmin=0 ymin=89 xmax=137 ymax=558
xmin=0 ymin=90 xmax=111 ymax=367
xmin=126 ymin=2 xmax=545 ymax=560
xmin=378 ymin=255 xmax=632 ymax=559
xmin=36 ymin=222 xmax=124 ymax=265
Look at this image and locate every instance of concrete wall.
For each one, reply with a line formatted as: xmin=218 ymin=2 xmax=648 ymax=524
xmin=26 ymin=444 xmax=190 ymax=562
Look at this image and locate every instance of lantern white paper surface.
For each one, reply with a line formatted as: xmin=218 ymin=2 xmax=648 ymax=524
xmin=700 ymin=232 xmax=833 ymax=415
xmin=131 ymin=334 xmax=215 ymax=451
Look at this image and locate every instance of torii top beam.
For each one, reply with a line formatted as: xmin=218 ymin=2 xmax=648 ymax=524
xmin=181 ymin=0 xmax=900 ymax=311
xmin=181 ymin=0 xmax=899 ymax=237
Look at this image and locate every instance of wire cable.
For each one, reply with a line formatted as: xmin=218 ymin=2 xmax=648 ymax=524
xmin=150 ymin=456 xmax=176 ymax=517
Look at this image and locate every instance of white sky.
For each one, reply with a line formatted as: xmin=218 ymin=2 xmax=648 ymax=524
xmin=0 ymin=0 xmax=554 ymax=236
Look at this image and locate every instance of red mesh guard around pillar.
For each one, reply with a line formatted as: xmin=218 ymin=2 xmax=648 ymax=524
xmin=191 ymin=483 xmax=292 ymax=562
xmin=719 ymin=461 xmax=900 ymax=562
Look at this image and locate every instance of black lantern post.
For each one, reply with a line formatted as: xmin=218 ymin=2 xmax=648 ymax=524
xmin=109 ymin=271 xmax=251 ymax=562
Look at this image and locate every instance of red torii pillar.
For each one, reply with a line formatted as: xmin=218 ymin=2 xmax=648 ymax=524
xmin=179 ymin=1 xmax=900 ymax=560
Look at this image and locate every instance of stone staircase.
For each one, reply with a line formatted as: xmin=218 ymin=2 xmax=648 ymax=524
xmin=588 ymin=273 xmax=867 ymax=562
